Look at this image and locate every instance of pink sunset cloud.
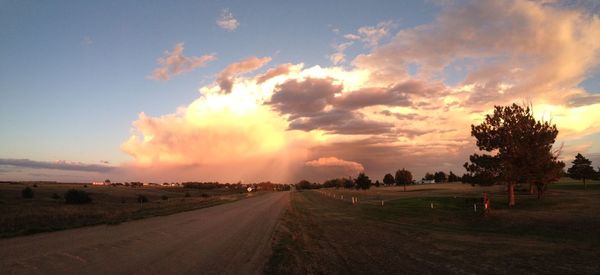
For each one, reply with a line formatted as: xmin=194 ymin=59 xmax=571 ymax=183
xmin=149 ymin=43 xmax=216 ymax=81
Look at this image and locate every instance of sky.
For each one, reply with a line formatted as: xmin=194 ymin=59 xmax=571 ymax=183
xmin=1 ymin=0 xmax=600 ymax=183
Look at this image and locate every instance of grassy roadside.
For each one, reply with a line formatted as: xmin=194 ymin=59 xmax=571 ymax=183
xmin=266 ymin=185 xmax=600 ymax=274
xmin=0 ymin=183 xmax=268 ymax=238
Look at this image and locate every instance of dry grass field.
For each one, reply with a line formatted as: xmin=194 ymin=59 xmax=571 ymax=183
xmin=0 ymin=182 xmax=262 ymax=238
xmin=266 ymin=179 xmax=600 ymax=274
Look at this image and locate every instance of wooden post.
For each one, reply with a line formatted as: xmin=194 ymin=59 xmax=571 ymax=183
xmin=508 ymin=182 xmax=515 ymax=207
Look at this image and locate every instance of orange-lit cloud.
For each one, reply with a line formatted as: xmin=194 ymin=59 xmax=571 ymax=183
xmin=149 ymin=43 xmax=216 ymax=81
xmin=305 ymin=157 xmax=364 ymax=173
xmin=217 ymin=56 xmax=271 ymax=93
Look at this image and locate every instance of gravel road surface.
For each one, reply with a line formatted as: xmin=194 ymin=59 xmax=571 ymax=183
xmin=0 ymin=191 xmax=289 ymax=274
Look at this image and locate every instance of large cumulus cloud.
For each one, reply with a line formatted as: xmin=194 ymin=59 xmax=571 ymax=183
xmin=118 ymin=0 xmax=600 ymax=183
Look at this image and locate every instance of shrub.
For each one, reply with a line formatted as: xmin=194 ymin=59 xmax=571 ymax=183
xmin=64 ymin=189 xmax=92 ymax=204
xmin=33 ymin=184 xmax=38 ymax=188
xmin=184 ymin=192 xmax=191 ymax=197
xmin=83 ymin=184 xmax=88 ymax=188
xmin=161 ymin=195 xmax=169 ymax=200
xmin=137 ymin=195 xmax=149 ymax=203
xmin=51 ymin=193 xmax=61 ymax=200
xmin=201 ymin=193 xmax=210 ymax=198
xmin=22 ymin=187 xmax=34 ymax=199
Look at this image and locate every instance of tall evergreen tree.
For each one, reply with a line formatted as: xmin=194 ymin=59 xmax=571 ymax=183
xmin=354 ymin=173 xmax=372 ymax=190
xmin=567 ymin=153 xmax=595 ymax=190
xmin=465 ymin=104 xmax=560 ymax=207
xmin=383 ymin=173 xmax=395 ymax=186
xmin=395 ymin=169 xmax=412 ymax=192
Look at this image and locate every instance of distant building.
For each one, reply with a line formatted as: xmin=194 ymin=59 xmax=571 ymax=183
xmin=92 ymin=181 xmax=106 ymax=186
xmin=415 ymin=179 xmax=436 ymax=184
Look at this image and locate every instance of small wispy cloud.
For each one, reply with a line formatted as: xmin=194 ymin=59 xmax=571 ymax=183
xmin=148 ymin=43 xmax=216 ymax=81
xmin=329 ymin=41 xmax=353 ymax=65
xmin=81 ymin=36 xmax=93 ymax=46
xmin=0 ymin=159 xmax=114 ymax=173
xmin=356 ymin=21 xmax=394 ymax=47
xmin=217 ymin=9 xmax=239 ymax=31
xmin=329 ymin=21 xmax=394 ymax=65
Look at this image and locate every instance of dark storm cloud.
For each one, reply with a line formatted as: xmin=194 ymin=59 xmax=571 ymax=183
xmin=567 ymin=93 xmax=600 ymax=107
xmin=304 ymin=138 xmax=475 ymax=180
xmin=268 ymin=78 xmax=342 ymax=118
xmin=380 ymin=110 xmax=427 ymax=120
xmin=289 ymin=109 xmax=394 ymax=135
xmin=334 ymin=87 xmax=412 ymax=109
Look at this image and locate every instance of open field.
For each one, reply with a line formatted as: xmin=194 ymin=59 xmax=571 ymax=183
xmin=0 ymin=182 xmax=266 ymax=238
xmin=266 ymin=179 xmax=600 ymax=274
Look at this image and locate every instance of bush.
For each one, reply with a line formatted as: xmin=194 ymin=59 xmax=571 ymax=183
xmin=51 ymin=193 xmax=61 ymax=200
xmin=33 ymin=184 xmax=38 ymax=188
xmin=201 ymin=193 xmax=210 ymax=198
xmin=161 ymin=195 xmax=169 ymax=200
xmin=64 ymin=189 xmax=92 ymax=204
xmin=83 ymin=184 xmax=88 ymax=188
xmin=137 ymin=195 xmax=148 ymax=203
xmin=22 ymin=187 xmax=34 ymax=199
xmin=184 ymin=192 xmax=191 ymax=197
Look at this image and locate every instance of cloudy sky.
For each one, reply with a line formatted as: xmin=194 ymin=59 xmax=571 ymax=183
xmin=1 ymin=0 xmax=600 ymax=183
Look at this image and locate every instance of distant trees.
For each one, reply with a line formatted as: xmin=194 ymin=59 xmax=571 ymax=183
xmin=21 ymin=187 xmax=34 ymax=199
xmin=448 ymin=171 xmax=460 ymax=182
xmin=182 ymin=182 xmax=221 ymax=190
xmin=433 ymin=171 xmax=447 ymax=183
xmin=342 ymin=178 xmax=354 ymax=189
xmin=354 ymin=173 xmax=372 ymax=190
xmin=464 ymin=104 xmax=561 ymax=207
xmin=322 ymin=179 xmax=342 ymax=188
xmin=567 ymin=153 xmax=596 ymax=190
xmin=395 ymin=169 xmax=413 ymax=192
xmin=418 ymin=171 xmax=460 ymax=183
xmin=383 ymin=173 xmax=395 ymax=186
xmin=296 ymin=180 xmax=315 ymax=190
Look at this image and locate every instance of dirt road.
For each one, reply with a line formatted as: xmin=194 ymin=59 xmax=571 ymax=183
xmin=0 ymin=191 xmax=289 ymax=275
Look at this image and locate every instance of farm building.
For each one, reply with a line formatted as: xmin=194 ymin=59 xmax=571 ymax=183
xmin=415 ymin=179 xmax=436 ymax=184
